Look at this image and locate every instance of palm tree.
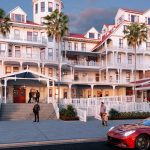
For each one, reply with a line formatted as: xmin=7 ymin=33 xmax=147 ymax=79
xmin=0 ymin=8 xmax=11 ymax=37
xmin=123 ymin=23 xmax=147 ymax=98
xmin=44 ymin=9 xmax=69 ymax=105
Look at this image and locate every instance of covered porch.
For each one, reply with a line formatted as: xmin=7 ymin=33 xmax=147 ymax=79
xmin=0 ymin=70 xmax=56 ymax=104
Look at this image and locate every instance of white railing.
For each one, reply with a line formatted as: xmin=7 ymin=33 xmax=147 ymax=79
xmin=77 ymin=108 xmax=87 ymax=122
xmin=0 ymin=35 xmax=47 ymax=45
xmin=52 ymin=101 xmax=60 ymax=119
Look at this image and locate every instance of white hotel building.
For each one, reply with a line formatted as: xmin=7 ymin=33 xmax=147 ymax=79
xmin=0 ymin=0 xmax=150 ymax=104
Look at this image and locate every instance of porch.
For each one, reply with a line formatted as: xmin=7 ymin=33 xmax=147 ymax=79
xmin=0 ymin=70 xmax=56 ymax=104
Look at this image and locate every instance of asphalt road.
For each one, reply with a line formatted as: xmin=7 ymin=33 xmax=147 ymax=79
xmin=0 ymin=141 xmax=128 ymax=150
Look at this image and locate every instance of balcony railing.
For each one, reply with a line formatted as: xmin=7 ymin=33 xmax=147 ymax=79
xmin=101 ymin=46 xmax=150 ymax=53
xmin=63 ymin=59 xmax=100 ymax=67
xmin=0 ymin=35 xmax=47 ymax=45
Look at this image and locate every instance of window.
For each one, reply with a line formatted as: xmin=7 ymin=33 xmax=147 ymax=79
xmin=41 ymin=67 xmax=45 ymax=74
xmin=148 ymin=29 xmax=150 ymax=38
xmin=62 ymin=41 xmax=65 ymax=50
xmin=117 ymin=53 xmax=121 ymax=63
xmin=131 ymin=15 xmax=139 ymax=23
xmin=74 ymin=43 xmax=78 ymax=51
xmin=27 ymin=32 xmax=32 ymax=41
xmin=68 ymin=42 xmax=72 ymax=50
xmin=74 ymin=72 xmax=78 ymax=81
xmin=128 ymin=54 xmax=132 ymax=64
xmin=26 ymin=47 xmax=32 ymax=58
xmin=146 ymin=42 xmax=150 ymax=50
xmin=5 ymin=66 xmax=11 ymax=74
xmin=131 ymin=15 xmax=135 ymax=22
xmin=115 ymin=71 xmax=119 ymax=81
xmin=56 ymin=49 xmax=59 ymax=60
xmin=56 ymin=4 xmax=59 ymax=10
xmin=33 ymin=32 xmax=38 ymax=42
xmin=126 ymin=72 xmax=130 ymax=82
xmin=48 ymin=48 xmax=53 ymax=60
xmin=48 ymin=2 xmax=53 ymax=12
xmin=81 ymin=43 xmax=86 ymax=51
xmin=15 ymin=46 xmax=20 ymax=57
xmin=48 ymin=68 xmax=53 ymax=77
xmin=49 ymin=89 xmax=52 ymax=97
xmin=48 ymin=37 xmax=53 ymax=42
xmin=13 ymin=66 xmax=19 ymax=72
xmin=14 ymin=29 xmax=20 ymax=40
xmin=11 ymin=13 xmax=25 ymax=22
xmin=35 ymin=4 xmax=38 ymax=14
xmin=89 ymin=33 xmax=95 ymax=38
xmin=40 ymin=49 xmax=45 ymax=60
xmin=41 ymin=2 xmax=45 ymax=12
xmin=119 ymin=39 xmax=123 ymax=48
xmin=0 ymin=43 xmax=6 ymax=56
xmin=148 ymin=18 xmax=150 ymax=25
xmin=95 ymin=73 xmax=99 ymax=82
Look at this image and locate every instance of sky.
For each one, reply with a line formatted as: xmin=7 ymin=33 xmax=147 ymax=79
xmin=0 ymin=0 xmax=150 ymax=33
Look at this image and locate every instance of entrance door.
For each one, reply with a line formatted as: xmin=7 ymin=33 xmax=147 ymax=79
xmin=13 ymin=87 xmax=26 ymax=103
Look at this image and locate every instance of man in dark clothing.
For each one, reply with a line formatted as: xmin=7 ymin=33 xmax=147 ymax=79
xmin=33 ymin=102 xmax=40 ymax=122
xmin=28 ymin=90 xmax=32 ymax=103
xmin=36 ymin=90 xmax=40 ymax=102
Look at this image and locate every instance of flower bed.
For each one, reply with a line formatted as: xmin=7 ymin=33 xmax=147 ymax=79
xmin=59 ymin=105 xmax=79 ymax=121
xmin=109 ymin=109 xmax=150 ymax=120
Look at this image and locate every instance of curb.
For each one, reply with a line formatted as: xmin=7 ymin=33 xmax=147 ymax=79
xmin=0 ymin=137 xmax=107 ymax=149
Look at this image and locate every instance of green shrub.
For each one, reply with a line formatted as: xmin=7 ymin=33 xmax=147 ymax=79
xmin=109 ymin=108 xmax=120 ymax=118
xmin=59 ymin=105 xmax=78 ymax=120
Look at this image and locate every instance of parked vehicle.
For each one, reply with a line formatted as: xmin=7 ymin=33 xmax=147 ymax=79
xmin=107 ymin=118 xmax=150 ymax=150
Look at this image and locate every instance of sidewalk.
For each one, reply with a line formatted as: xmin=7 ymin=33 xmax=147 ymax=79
xmin=0 ymin=118 xmax=141 ymax=146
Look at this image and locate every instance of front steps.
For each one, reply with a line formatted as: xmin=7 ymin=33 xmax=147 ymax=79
xmin=0 ymin=103 xmax=57 ymax=121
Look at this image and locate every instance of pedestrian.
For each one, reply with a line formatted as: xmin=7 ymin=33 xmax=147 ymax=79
xmin=28 ymin=89 xmax=32 ymax=103
xmin=100 ymin=102 xmax=107 ymax=126
xmin=36 ymin=90 xmax=40 ymax=102
xmin=102 ymin=113 xmax=108 ymax=126
xmin=33 ymin=102 xmax=40 ymax=122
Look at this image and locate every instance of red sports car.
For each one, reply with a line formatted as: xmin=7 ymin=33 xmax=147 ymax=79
xmin=107 ymin=119 xmax=150 ymax=150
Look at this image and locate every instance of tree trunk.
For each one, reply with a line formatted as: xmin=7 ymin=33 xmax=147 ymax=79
xmin=134 ymin=45 xmax=137 ymax=100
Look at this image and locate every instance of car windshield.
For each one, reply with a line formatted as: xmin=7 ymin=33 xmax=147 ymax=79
xmin=142 ymin=119 xmax=150 ymax=126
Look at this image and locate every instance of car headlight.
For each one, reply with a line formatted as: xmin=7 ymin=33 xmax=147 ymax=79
xmin=123 ymin=130 xmax=135 ymax=137
xmin=108 ymin=127 xmax=115 ymax=131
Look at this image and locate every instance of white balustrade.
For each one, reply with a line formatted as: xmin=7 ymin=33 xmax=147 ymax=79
xmin=52 ymin=101 xmax=60 ymax=119
xmin=77 ymin=108 xmax=87 ymax=122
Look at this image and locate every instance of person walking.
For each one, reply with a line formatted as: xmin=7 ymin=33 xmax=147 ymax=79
xmin=36 ymin=90 xmax=40 ymax=102
xmin=33 ymin=102 xmax=40 ymax=122
xmin=28 ymin=90 xmax=32 ymax=103
xmin=100 ymin=102 xmax=107 ymax=126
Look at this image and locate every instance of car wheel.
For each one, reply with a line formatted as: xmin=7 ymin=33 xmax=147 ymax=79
xmin=135 ymin=134 xmax=150 ymax=150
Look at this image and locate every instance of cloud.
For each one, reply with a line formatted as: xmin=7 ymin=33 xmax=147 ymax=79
xmin=67 ymin=8 xmax=117 ymax=33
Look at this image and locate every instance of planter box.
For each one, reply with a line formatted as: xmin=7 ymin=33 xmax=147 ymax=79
xmin=60 ymin=116 xmax=79 ymax=121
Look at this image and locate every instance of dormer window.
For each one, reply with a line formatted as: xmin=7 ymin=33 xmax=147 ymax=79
xmin=11 ymin=13 xmax=25 ymax=23
xmin=89 ymin=33 xmax=95 ymax=38
xmin=35 ymin=4 xmax=38 ymax=14
xmin=131 ymin=15 xmax=139 ymax=23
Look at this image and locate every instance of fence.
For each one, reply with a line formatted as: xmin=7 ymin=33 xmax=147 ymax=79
xmin=77 ymin=108 xmax=87 ymax=122
xmin=61 ymin=96 xmax=150 ymax=122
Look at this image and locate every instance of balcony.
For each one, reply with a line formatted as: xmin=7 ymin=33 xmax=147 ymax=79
xmin=0 ymin=35 xmax=47 ymax=46
xmin=101 ymin=46 xmax=150 ymax=54
xmin=63 ymin=59 xmax=100 ymax=68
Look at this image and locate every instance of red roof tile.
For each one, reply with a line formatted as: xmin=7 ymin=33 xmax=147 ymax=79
xmin=131 ymin=78 xmax=150 ymax=84
xmin=121 ymin=8 xmax=143 ymax=15
xmin=26 ymin=20 xmax=41 ymax=26
xmin=69 ymin=33 xmax=85 ymax=38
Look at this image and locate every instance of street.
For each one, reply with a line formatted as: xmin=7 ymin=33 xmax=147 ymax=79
xmin=0 ymin=141 xmax=126 ymax=150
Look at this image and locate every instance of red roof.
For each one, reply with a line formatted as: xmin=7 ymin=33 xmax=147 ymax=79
xmin=121 ymin=8 xmax=143 ymax=15
xmin=91 ymin=23 xmax=121 ymax=51
xmin=131 ymin=78 xmax=150 ymax=84
xmin=26 ymin=20 xmax=41 ymax=26
xmin=69 ymin=33 xmax=85 ymax=38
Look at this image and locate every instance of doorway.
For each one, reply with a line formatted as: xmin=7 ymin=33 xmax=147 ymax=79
xmin=13 ymin=87 xmax=26 ymax=103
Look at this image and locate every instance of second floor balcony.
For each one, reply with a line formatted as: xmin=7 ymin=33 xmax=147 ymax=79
xmin=0 ymin=35 xmax=47 ymax=46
